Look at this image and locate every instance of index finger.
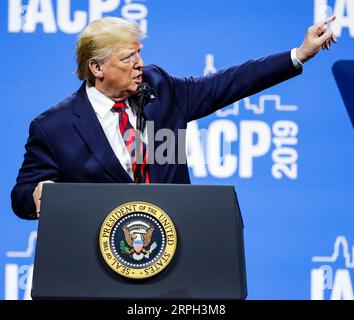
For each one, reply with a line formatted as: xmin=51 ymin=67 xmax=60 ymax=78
xmin=320 ymin=15 xmax=336 ymax=27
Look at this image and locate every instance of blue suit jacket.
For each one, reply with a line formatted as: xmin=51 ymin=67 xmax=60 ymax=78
xmin=11 ymin=51 xmax=301 ymax=219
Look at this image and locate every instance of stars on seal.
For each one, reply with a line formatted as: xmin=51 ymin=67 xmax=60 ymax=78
xmin=111 ymin=213 xmax=165 ymax=268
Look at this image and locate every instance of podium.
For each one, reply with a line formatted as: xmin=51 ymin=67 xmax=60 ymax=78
xmin=31 ymin=183 xmax=247 ymax=299
xmin=332 ymin=60 xmax=354 ymax=128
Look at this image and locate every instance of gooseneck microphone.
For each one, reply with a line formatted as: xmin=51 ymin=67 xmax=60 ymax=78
xmin=135 ymin=82 xmax=151 ymax=183
xmin=135 ymin=82 xmax=151 ymax=132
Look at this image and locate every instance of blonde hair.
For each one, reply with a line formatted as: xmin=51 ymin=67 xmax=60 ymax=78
xmin=76 ymin=17 xmax=143 ymax=83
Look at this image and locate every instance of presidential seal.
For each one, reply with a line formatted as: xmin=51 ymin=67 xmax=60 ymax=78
xmin=99 ymin=201 xmax=177 ymax=279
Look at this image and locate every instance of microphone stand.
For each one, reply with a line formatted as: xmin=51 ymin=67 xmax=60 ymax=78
xmin=135 ymin=104 xmax=143 ymax=184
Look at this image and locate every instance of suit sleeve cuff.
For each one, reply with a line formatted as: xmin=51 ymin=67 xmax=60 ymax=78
xmin=291 ymin=48 xmax=304 ymax=69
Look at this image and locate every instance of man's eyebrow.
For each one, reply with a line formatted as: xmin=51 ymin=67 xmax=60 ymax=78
xmin=118 ymin=45 xmax=143 ymax=59
xmin=124 ymin=47 xmax=142 ymax=55
xmin=127 ymin=44 xmax=143 ymax=51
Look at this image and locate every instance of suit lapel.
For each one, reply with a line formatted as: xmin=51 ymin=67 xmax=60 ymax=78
xmin=72 ymin=83 xmax=134 ymax=183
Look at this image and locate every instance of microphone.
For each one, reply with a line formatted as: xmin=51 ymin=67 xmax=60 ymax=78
xmin=134 ymin=82 xmax=151 ymax=183
xmin=136 ymin=82 xmax=151 ymax=115
xmin=135 ymin=82 xmax=151 ymax=132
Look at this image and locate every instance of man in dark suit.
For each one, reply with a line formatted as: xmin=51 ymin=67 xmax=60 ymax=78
xmin=11 ymin=16 xmax=337 ymax=220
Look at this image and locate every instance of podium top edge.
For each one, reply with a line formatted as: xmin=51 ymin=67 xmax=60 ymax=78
xmin=43 ymin=183 xmax=235 ymax=188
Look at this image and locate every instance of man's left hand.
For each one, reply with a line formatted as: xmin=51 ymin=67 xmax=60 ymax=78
xmin=296 ymin=15 xmax=337 ymax=64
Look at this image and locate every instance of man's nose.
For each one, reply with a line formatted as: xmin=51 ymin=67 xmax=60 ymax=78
xmin=135 ymin=54 xmax=144 ymax=68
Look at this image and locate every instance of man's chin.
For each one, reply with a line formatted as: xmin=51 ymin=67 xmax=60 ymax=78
xmin=129 ymin=83 xmax=140 ymax=94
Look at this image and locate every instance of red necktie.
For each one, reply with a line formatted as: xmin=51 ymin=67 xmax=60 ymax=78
xmin=113 ymin=102 xmax=150 ymax=183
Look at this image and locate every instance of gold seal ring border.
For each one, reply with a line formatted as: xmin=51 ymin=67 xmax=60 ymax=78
xmin=99 ymin=201 xmax=177 ymax=279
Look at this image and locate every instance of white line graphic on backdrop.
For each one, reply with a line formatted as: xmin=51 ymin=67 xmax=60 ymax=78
xmin=216 ymin=95 xmax=298 ymax=117
xmin=312 ymin=236 xmax=354 ymax=268
xmin=6 ymin=231 xmax=37 ymax=258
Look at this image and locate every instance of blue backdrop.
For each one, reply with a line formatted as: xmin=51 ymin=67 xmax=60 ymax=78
xmin=1 ymin=0 xmax=353 ymax=300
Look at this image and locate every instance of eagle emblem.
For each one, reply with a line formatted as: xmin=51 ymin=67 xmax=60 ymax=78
xmin=120 ymin=220 xmax=157 ymax=261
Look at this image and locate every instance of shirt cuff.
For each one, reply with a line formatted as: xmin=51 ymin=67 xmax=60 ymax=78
xmin=291 ymin=48 xmax=304 ymax=69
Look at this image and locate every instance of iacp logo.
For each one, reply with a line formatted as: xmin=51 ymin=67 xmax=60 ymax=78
xmin=7 ymin=0 xmax=148 ymax=34
xmin=186 ymin=54 xmax=300 ymax=181
xmin=4 ymin=231 xmax=37 ymax=300
xmin=311 ymin=236 xmax=354 ymax=300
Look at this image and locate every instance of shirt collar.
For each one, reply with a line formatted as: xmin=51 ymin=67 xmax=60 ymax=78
xmin=86 ymin=82 xmax=116 ymax=119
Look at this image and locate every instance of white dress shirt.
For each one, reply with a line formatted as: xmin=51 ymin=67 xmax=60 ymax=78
xmin=86 ymin=83 xmax=148 ymax=180
xmin=291 ymin=48 xmax=304 ymax=69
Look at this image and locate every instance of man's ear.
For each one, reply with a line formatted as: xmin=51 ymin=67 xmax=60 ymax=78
xmin=88 ymin=60 xmax=104 ymax=79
